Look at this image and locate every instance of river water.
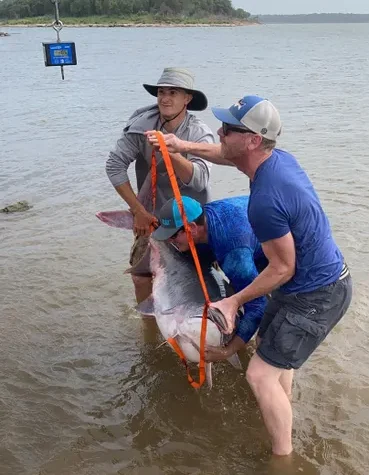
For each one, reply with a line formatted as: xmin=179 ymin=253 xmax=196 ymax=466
xmin=1 ymin=23 xmax=368 ymax=475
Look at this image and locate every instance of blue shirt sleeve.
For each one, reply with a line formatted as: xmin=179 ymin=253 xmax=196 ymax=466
xmin=220 ymin=248 xmax=267 ymax=344
xmin=248 ymin=193 xmax=290 ymax=243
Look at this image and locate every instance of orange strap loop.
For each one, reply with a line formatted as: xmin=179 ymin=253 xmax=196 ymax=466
xmin=167 ymin=337 xmax=198 ymax=387
xmin=151 ymin=153 xmax=157 ymax=212
xmin=149 ymin=153 xmax=158 ymax=233
xmin=151 ymin=133 xmax=210 ymax=389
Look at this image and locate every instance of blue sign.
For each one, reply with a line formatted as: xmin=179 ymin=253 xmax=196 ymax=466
xmin=43 ymin=42 xmax=77 ymax=67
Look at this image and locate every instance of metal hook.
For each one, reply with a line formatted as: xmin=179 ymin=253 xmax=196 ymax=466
xmin=52 ymin=20 xmax=64 ymax=33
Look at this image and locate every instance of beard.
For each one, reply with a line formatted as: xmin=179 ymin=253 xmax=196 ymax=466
xmin=221 ymin=143 xmax=236 ymax=162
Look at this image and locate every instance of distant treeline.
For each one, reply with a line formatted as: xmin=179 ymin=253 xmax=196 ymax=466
xmin=259 ymin=13 xmax=369 ymax=24
xmin=0 ymin=0 xmax=252 ymax=20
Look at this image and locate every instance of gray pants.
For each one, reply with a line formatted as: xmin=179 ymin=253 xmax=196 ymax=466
xmin=257 ymin=270 xmax=353 ymax=370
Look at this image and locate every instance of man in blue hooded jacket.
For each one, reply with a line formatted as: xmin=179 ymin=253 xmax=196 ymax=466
xmin=152 ymin=195 xmax=267 ymax=360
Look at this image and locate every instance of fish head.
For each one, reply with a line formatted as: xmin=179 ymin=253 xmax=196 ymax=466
xmin=148 ymin=238 xmax=183 ymax=273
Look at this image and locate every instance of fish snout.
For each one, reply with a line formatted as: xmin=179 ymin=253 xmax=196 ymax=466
xmin=207 ymin=306 xmax=229 ymax=334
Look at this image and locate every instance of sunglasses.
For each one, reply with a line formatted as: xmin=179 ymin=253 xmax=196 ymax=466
xmin=170 ymin=226 xmax=185 ymax=239
xmin=222 ymin=122 xmax=256 ymax=136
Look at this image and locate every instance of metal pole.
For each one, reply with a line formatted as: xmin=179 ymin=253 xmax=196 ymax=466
xmin=51 ymin=0 xmax=64 ymax=80
xmin=53 ymin=0 xmax=61 ymax=23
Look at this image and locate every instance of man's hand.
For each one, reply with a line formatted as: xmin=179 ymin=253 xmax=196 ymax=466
xmin=205 ymin=345 xmax=232 ymax=362
xmin=209 ymin=296 xmax=240 ymax=334
xmin=145 ymin=130 xmax=188 ymax=154
xmin=205 ymin=335 xmax=245 ymax=362
xmin=132 ymin=208 xmax=158 ymax=237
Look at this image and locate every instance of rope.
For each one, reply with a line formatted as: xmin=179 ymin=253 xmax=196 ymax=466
xmin=151 ymin=132 xmax=209 ymax=388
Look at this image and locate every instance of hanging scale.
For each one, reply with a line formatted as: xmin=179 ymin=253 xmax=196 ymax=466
xmin=42 ymin=0 xmax=77 ymax=79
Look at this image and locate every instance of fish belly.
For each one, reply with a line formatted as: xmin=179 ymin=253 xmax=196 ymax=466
xmin=178 ymin=319 xmax=221 ymax=363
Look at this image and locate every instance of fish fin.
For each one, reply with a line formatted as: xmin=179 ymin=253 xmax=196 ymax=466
xmin=135 ymin=295 xmax=155 ymax=316
xmin=155 ymin=331 xmax=180 ymax=350
xmin=95 ymin=210 xmax=133 ymax=230
xmin=155 ymin=340 xmax=169 ymax=350
xmin=227 ymin=353 xmax=243 ymax=370
xmin=205 ymin=363 xmax=213 ymax=390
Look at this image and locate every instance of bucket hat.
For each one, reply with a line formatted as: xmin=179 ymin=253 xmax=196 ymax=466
xmin=143 ymin=67 xmax=208 ymax=111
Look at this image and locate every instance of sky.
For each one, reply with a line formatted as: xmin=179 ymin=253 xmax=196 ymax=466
xmin=232 ymin=0 xmax=369 ymax=15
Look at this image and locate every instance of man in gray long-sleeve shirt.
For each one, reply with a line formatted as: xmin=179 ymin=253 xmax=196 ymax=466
xmin=106 ymin=67 xmax=215 ymax=304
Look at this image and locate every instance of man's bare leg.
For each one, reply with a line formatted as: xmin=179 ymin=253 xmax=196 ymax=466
xmin=246 ymin=353 xmax=293 ymax=456
xmin=131 ymin=275 xmax=152 ymax=304
xmin=256 ymin=336 xmax=293 ymax=402
xmin=280 ymin=369 xmax=294 ymax=402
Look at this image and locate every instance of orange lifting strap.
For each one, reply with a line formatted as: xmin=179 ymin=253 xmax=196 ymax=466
xmin=151 ymin=132 xmax=210 ymax=389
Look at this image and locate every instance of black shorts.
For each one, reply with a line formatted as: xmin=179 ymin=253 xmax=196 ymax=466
xmin=257 ymin=270 xmax=352 ymax=370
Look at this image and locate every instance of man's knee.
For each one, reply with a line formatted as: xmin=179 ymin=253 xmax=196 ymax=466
xmin=246 ymin=354 xmax=281 ymax=391
xmin=246 ymin=355 xmax=266 ymax=389
xmin=246 ymin=361 xmax=263 ymax=389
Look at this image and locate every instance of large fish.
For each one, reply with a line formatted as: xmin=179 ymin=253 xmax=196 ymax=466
xmin=96 ymin=178 xmax=242 ymax=388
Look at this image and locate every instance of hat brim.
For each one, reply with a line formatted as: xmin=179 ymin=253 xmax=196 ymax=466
xmin=212 ymin=107 xmax=244 ymax=126
xmin=151 ymin=224 xmax=181 ymax=241
xmin=143 ymin=84 xmax=208 ymax=111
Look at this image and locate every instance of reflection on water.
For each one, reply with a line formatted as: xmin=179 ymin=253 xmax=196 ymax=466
xmin=1 ymin=23 xmax=369 ymax=475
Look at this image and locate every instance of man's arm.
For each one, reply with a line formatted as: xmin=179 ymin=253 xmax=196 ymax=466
xmin=210 ymin=233 xmax=295 ymax=334
xmin=106 ymin=132 xmax=156 ymax=236
xmin=168 ymin=152 xmax=194 ymax=184
xmin=205 ymin=248 xmax=267 ymax=361
xmin=234 ymin=233 xmax=296 ymax=306
xmin=113 ymin=182 xmax=158 ymax=236
xmin=169 ymin=128 xmax=214 ymax=189
xmin=181 ymin=140 xmax=233 ymax=166
xmin=168 ymin=151 xmax=211 ymax=190
xmin=205 ymin=335 xmax=245 ymax=362
xmin=145 ymin=131 xmax=235 ymax=166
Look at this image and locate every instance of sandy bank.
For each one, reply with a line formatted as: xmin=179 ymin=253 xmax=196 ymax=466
xmin=0 ymin=21 xmax=259 ymax=28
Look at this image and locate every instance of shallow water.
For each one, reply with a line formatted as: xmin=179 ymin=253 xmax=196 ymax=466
xmin=1 ymin=23 xmax=368 ymax=475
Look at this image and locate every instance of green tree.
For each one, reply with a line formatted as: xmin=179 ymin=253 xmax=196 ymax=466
xmin=0 ymin=0 xmax=252 ymax=21
xmin=212 ymin=0 xmax=232 ymax=15
xmin=234 ymin=8 xmax=250 ymax=19
xmin=70 ymin=0 xmax=89 ymax=16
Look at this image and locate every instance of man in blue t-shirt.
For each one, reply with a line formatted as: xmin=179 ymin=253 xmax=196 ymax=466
xmin=152 ymin=195 xmax=267 ymax=361
xmin=146 ymin=95 xmax=352 ymax=457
